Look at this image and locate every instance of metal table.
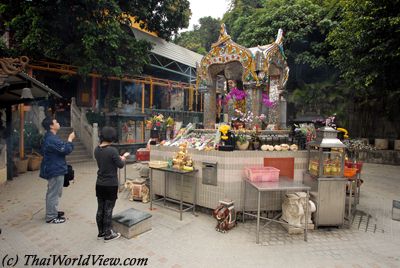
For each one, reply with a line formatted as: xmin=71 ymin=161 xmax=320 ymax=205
xmin=242 ymin=178 xmax=311 ymax=243
xmin=149 ymin=167 xmax=198 ymax=220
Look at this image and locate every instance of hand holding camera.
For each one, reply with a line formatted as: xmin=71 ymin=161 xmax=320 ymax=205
xmin=68 ymin=131 xmax=75 ymax=142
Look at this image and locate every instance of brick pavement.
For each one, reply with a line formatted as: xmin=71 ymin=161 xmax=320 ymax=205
xmin=1 ymin=162 xmax=399 ymax=268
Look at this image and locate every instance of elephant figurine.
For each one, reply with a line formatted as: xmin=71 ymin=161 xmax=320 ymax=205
xmin=296 ymin=192 xmax=316 ymax=225
xmin=281 ymin=193 xmax=303 ymax=228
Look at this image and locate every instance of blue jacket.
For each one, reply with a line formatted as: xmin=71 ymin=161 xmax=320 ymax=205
xmin=39 ymin=131 xmax=74 ymax=180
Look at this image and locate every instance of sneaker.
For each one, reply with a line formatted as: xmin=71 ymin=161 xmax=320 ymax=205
xmin=97 ymin=232 xmax=106 ymax=240
xmin=58 ymin=211 xmax=65 ymax=217
xmin=46 ymin=216 xmax=66 ymax=224
xmin=104 ymin=230 xmax=121 ymax=243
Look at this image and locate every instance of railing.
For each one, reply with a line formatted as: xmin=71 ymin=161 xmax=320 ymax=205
xmin=149 ymin=109 xmax=203 ymax=125
xmin=71 ymin=97 xmax=98 ymax=159
xmin=115 ymin=106 xmax=203 ymax=125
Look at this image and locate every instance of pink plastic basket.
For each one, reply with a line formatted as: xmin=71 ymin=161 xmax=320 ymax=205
xmin=245 ymin=166 xmax=280 ymax=182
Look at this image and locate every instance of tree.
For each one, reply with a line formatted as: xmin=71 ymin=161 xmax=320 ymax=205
xmin=174 ymin=25 xmax=205 ymax=54
xmin=174 ymin=16 xmax=220 ymax=54
xmin=327 ymin=0 xmax=400 ymax=136
xmin=0 ymin=0 xmax=191 ymax=77
xmin=223 ymin=0 xmax=263 ymax=40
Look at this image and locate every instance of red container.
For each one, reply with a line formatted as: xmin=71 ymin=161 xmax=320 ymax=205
xmin=136 ymin=148 xmax=150 ymax=161
xmin=245 ymin=166 xmax=280 ymax=182
xmin=345 ymin=160 xmax=363 ymax=173
xmin=344 ymin=167 xmax=357 ymax=178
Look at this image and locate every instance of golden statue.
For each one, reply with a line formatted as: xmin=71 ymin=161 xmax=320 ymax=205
xmin=172 ymin=143 xmax=194 ymax=171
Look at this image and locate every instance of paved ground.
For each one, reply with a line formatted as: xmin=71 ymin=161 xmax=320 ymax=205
xmin=1 ymin=161 xmax=399 ymax=268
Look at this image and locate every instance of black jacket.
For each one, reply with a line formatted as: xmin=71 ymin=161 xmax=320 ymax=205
xmin=94 ymin=145 xmax=124 ymax=186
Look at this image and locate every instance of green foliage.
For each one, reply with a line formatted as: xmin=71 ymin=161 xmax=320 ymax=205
xmin=24 ymin=123 xmax=43 ymax=152
xmin=0 ymin=0 xmax=191 ymax=77
xmin=223 ymin=0 xmax=263 ymax=40
xmin=11 ymin=123 xmax=43 ymax=155
xmin=174 ymin=16 xmax=220 ymax=54
xmin=235 ymin=130 xmax=248 ymax=144
xmin=86 ymin=110 xmax=106 ymax=128
xmin=327 ymin=0 xmax=400 ymax=122
xmin=0 ymin=39 xmax=11 ymax=57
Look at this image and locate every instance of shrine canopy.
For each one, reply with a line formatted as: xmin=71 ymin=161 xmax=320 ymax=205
xmin=0 ymin=57 xmax=61 ymax=107
xmin=195 ymin=24 xmax=289 ymax=91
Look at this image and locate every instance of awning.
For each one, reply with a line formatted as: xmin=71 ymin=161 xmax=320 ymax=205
xmin=0 ymin=71 xmax=61 ymax=107
xmin=131 ymin=28 xmax=203 ymax=68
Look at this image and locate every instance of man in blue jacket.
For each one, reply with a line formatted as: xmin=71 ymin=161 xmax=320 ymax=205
xmin=40 ymin=117 xmax=75 ymax=224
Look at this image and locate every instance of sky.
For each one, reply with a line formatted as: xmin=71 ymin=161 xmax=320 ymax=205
xmin=182 ymin=0 xmax=230 ymax=31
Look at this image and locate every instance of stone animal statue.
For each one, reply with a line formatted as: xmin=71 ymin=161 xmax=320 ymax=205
xmin=141 ymin=184 xmax=149 ymax=203
xmin=281 ymin=193 xmax=303 ymax=227
xmin=296 ymin=192 xmax=316 ymax=225
xmin=281 ymin=192 xmax=316 ymax=228
xmin=124 ymin=180 xmax=136 ymax=201
xmin=124 ymin=179 xmax=149 ymax=203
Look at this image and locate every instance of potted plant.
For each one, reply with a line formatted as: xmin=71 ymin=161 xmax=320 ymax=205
xmin=343 ymin=138 xmax=375 ymax=170
xmin=235 ymin=130 xmax=249 ymax=150
xmin=146 ymin=114 xmax=164 ymax=140
xmin=250 ymin=132 xmax=261 ymax=150
xmin=164 ymin=116 xmax=175 ymax=140
xmin=11 ymin=129 xmax=29 ymax=174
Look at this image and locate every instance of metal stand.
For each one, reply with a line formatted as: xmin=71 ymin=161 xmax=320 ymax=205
xmin=149 ymin=167 xmax=198 ymax=220
xmin=242 ymin=178 xmax=311 ymax=244
xmin=118 ymin=158 xmax=137 ymax=189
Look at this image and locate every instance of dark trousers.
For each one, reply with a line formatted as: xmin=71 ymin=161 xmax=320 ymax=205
xmin=96 ymin=198 xmax=116 ymax=235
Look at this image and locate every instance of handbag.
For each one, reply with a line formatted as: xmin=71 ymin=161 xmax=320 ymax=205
xmin=63 ymin=164 xmax=74 ymax=187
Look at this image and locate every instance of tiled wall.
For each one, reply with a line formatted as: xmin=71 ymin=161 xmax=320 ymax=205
xmin=150 ymin=146 xmax=308 ymax=210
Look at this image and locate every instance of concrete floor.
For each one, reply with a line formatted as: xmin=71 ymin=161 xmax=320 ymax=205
xmin=1 ymin=161 xmax=399 ymax=268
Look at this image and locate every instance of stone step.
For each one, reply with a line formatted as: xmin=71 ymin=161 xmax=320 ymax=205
xmin=66 ymin=155 xmax=93 ymax=163
xmin=72 ymin=144 xmax=87 ymax=150
xmin=58 ymin=127 xmax=93 ymax=162
xmin=68 ymin=151 xmax=91 ymax=157
xmin=72 ymin=148 xmax=89 ymax=154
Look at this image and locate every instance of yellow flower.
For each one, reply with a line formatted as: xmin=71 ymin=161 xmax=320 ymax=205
xmin=219 ymin=125 xmax=230 ymax=140
xmin=165 ymin=116 xmax=175 ymax=127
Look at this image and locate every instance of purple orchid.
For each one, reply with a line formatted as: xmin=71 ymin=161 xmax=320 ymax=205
xmin=262 ymin=92 xmax=275 ymax=107
xmin=227 ymin=87 xmax=247 ymax=101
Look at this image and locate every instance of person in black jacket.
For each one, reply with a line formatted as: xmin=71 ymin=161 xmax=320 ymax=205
xmin=40 ymin=117 xmax=75 ymax=224
xmin=94 ymin=126 xmax=129 ymax=242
